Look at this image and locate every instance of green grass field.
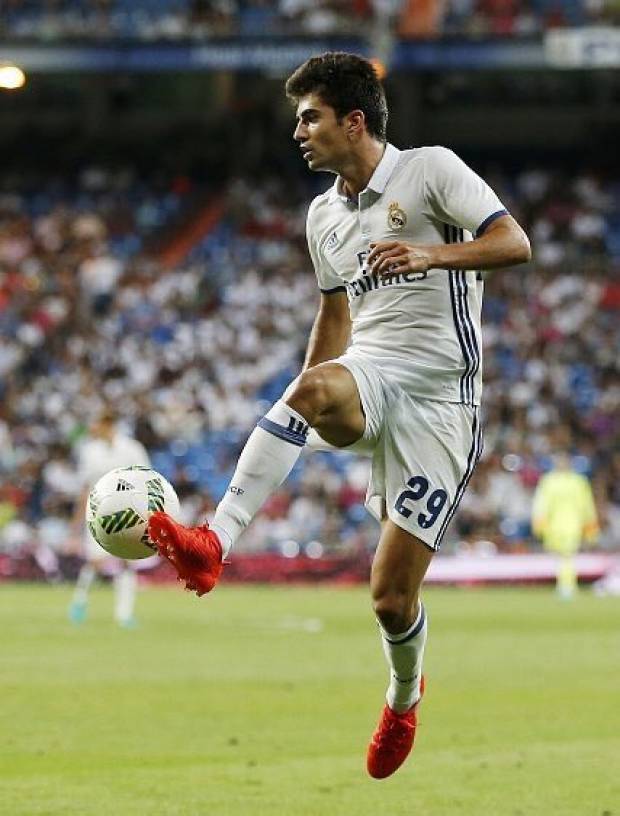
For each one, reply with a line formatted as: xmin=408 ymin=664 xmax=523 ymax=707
xmin=1 ymin=583 xmax=618 ymax=816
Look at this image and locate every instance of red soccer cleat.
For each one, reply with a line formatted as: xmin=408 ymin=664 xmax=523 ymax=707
xmin=148 ymin=512 xmax=224 ymax=597
xmin=366 ymin=676 xmax=425 ymax=779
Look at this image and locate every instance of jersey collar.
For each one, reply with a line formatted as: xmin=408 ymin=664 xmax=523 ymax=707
xmin=328 ymin=142 xmax=400 ymax=204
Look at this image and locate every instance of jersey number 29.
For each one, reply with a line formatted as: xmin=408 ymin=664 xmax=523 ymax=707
xmin=395 ymin=476 xmax=448 ymax=529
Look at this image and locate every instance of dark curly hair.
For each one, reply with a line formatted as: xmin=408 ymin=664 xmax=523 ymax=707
xmin=285 ymin=52 xmax=388 ymax=142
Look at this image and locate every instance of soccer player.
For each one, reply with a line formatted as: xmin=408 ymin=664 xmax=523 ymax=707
xmin=69 ymin=409 xmax=151 ymax=627
xmin=148 ymin=52 xmax=531 ymax=777
xmin=532 ymin=452 xmax=599 ymax=599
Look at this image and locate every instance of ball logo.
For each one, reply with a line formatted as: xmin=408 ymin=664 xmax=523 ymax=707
xmin=387 ymin=201 xmax=407 ymax=231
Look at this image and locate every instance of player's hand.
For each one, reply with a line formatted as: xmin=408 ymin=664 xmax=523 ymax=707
xmin=368 ymin=241 xmax=436 ymax=277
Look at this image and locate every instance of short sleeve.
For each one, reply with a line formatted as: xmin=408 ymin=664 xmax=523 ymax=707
xmin=424 ymin=147 xmax=508 ymax=237
xmin=306 ymin=198 xmax=346 ymax=293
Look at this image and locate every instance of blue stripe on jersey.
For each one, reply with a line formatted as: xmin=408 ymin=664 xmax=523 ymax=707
xmin=448 ymin=271 xmax=468 ymax=403
xmin=458 ymin=228 xmax=480 ymax=404
xmin=320 ymin=286 xmax=347 ymax=294
xmin=459 ymin=226 xmax=481 ymax=402
xmin=457 ymin=288 xmax=479 ymax=403
xmin=459 ymin=258 xmax=481 ymax=403
xmin=450 ymin=226 xmax=481 ymax=404
xmin=453 ymin=275 xmax=477 ymax=401
xmin=475 ymin=208 xmax=509 ymax=238
xmin=454 ymin=272 xmax=473 ymax=403
xmin=433 ymin=407 xmax=483 ymax=550
xmin=257 ymin=417 xmax=307 ymax=447
xmin=446 ymin=224 xmax=476 ymax=404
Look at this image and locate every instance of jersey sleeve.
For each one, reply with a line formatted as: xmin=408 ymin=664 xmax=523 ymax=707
xmin=424 ymin=147 xmax=508 ymax=237
xmin=306 ymin=199 xmax=346 ymax=293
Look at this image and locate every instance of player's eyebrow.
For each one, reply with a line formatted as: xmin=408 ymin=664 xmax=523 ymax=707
xmin=296 ymin=107 xmax=320 ymax=122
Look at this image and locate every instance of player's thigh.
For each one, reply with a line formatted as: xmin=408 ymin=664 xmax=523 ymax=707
xmin=378 ymin=397 xmax=482 ymax=553
xmin=284 ymin=361 xmax=366 ymax=447
xmin=370 ymin=519 xmax=434 ymax=622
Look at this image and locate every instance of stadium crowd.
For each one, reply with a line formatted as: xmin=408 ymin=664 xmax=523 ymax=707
xmin=0 ymin=156 xmax=619 ymax=579
xmin=0 ymin=0 xmax=615 ymax=41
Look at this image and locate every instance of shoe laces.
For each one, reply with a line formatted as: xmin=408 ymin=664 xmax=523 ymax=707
xmin=182 ymin=524 xmax=222 ymax=562
xmin=374 ymin=709 xmax=416 ymax=752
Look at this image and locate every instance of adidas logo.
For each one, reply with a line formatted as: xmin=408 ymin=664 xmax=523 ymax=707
xmin=288 ymin=417 xmax=309 ymax=438
xmin=116 ymin=479 xmax=132 ymax=491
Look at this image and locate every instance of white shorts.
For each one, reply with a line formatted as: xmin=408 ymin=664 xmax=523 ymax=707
xmin=324 ymin=354 xmax=483 ymax=551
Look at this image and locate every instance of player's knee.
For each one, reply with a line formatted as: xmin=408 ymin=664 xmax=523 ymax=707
xmin=372 ymin=592 xmax=414 ymax=635
xmin=285 ymin=365 xmax=340 ymax=423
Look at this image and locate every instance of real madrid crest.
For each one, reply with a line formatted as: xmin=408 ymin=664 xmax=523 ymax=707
xmin=387 ymin=201 xmax=407 ymax=231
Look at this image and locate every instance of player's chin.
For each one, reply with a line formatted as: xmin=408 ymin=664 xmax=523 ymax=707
xmin=305 ymin=155 xmax=325 ymax=171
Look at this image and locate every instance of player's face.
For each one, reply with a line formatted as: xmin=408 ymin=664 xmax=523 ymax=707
xmin=293 ymin=94 xmax=350 ymax=173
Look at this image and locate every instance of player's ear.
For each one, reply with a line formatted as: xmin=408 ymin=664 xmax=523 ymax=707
xmin=346 ymin=110 xmax=365 ymax=139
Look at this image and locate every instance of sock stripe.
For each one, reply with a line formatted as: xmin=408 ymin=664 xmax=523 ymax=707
xmin=257 ymin=417 xmax=307 ymax=447
xmin=383 ymin=605 xmax=426 ymax=645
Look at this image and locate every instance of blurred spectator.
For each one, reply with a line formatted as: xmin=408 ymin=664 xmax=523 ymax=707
xmin=0 ymin=0 xmax=609 ymax=39
xmin=398 ymin=0 xmax=445 ymax=38
xmin=68 ymin=408 xmax=151 ymax=627
xmin=0 ymin=158 xmax=618 ymax=570
xmin=78 ymin=242 xmax=123 ymax=317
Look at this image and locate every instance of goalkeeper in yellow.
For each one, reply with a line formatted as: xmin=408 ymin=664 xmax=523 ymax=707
xmin=532 ymin=452 xmax=599 ymax=599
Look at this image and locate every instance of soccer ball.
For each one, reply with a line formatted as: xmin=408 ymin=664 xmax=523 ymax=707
xmin=86 ymin=466 xmax=180 ymax=559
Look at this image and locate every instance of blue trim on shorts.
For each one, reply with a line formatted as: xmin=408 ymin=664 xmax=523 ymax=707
xmin=433 ymin=407 xmax=483 ymax=550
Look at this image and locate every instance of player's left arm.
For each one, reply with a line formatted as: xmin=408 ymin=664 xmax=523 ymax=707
xmin=368 ymin=214 xmax=531 ymax=276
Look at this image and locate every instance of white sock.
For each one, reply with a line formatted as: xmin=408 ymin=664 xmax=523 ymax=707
xmin=212 ymin=400 xmax=309 ymax=557
xmin=379 ymin=603 xmax=427 ymax=713
xmin=114 ymin=567 xmax=137 ymax=624
xmin=73 ymin=563 xmax=96 ymax=605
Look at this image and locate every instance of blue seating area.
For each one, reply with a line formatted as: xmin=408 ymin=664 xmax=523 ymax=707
xmin=0 ymin=0 xmax=610 ymax=40
xmin=1 ymin=161 xmax=619 ymax=557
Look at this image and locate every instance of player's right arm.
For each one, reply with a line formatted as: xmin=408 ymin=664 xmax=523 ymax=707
xmin=304 ymin=196 xmax=351 ymax=369
xmin=303 ymin=290 xmax=351 ymax=370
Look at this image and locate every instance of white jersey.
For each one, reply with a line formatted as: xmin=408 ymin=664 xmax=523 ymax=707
xmin=306 ymin=144 xmax=508 ymax=405
xmin=77 ymin=432 xmax=150 ymax=490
